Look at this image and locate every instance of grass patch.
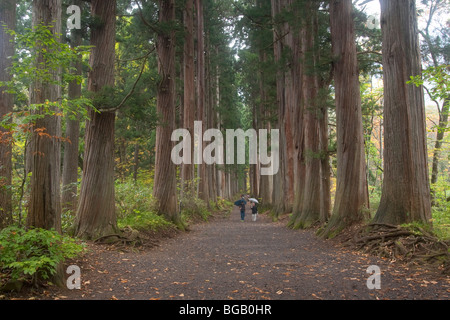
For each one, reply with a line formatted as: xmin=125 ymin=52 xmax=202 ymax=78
xmin=118 ymin=209 xmax=172 ymax=232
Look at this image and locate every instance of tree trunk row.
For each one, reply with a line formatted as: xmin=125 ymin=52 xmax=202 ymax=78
xmin=0 ymin=0 xmax=15 ymax=229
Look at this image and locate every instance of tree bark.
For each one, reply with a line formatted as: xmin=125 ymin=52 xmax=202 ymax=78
xmin=288 ymin=1 xmax=327 ymax=229
xmin=62 ymin=0 xmax=82 ymax=214
xmin=196 ymin=0 xmax=208 ymax=202
xmin=282 ymin=1 xmax=294 ymax=213
xmin=319 ymin=0 xmax=368 ymax=238
xmin=153 ymin=0 xmax=181 ymax=226
xmin=270 ymin=0 xmax=286 ymax=217
xmin=27 ymin=0 xmax=62 ymax=233
xmin=27 ymin=0 xmax=65 ymax=287
xmin=374 ymin=0 xmax=432 ymax=225
xmin=0 ymin=0 xmax=15 ymax=229
xmin=257 ymin=45 xmax=272 ymax=204
xmin=181 ymin=0 xmax=195 ymax=194
xmin=75 ymin=0 xmax=118 ymax=239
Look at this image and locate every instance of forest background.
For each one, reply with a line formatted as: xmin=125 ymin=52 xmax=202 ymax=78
xmin=0 ymin=0 xmax=449 ymax=288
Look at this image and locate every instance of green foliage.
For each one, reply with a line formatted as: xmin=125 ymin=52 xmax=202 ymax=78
xmin=0 ymin=22 xmax=94 ymax=126
xmin=429 ymin=175 xmax=450 ymax=239
xmin=87 ymin=85 xmax=121 ymax=111
xmin=118 ymin=209 xmax=172 ymax=231
xmin=178 ymin=179 xmax=211 ymax=223
xmin=115 ymin=179 xmax=172 ymax=231
xmin=408 ymin=64 xmax=450 ymax=114
xmin=181 ymin=196 xmax=210 ymax=224
xmin=1 ymin=22 xmax=91 ymax=93
xmin=216 ymin=197 xmax=233 ymax=210
xmin=0 ymin=226 xmax=85 ymax=283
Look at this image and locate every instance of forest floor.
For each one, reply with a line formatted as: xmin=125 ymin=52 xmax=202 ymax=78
xmin=7 ymin=207 xmax=450 ymax=300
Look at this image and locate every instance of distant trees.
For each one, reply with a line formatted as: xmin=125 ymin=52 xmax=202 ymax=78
xmin=0 ymin=0 xmax=440 ymax=240
xmin=417 ymin=0 xmax=450 ymax=206
xmin=241 ymin=0 xmax=433 ymax=232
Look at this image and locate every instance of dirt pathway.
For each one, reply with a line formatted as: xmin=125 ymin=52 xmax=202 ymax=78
xmin=47 ymin=207 xmax=449 ymax=300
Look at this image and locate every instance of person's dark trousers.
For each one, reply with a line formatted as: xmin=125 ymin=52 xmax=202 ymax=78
xmin=240 ymin=210 xmax=245 ymax=221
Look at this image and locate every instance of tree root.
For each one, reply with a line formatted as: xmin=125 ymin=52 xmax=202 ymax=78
xmin=93 ymin=226 xmax=143 ymax=248
xmin=350 ymin=223 xmax=450 ymax=274
xmin=92 ymin=226 xmax=177 ymax=251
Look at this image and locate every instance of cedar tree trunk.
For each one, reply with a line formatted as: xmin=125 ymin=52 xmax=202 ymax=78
xmin=374 ymin=0 xmax=432 ymax=225
xmin=320 ymin=0 xmax=369 ymax=238
xmin=75 ymin=0 xmax=118 ymax=239
xmin=27 ymin=0 xmax=62 ymax=233
xmin=0 ymin=0 xmax=15 ymax=229
xmin=181 ymin=0 xmax=195 ymax=193
xmin=153 ymin=0 xmax=182 ymax=226
xmin=62 ymin=0 xmax=82 ymax=214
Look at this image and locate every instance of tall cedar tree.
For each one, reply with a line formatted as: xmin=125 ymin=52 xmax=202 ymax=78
xmin=270 ymin=0 xmax=286 ymax=217
xmin=296 ymin=1 xmax=327 ymax=228
xmin=319 ymin=0 xmax=369 ymax=238
xmin=62 ymin=0 xmax=83 ymax=214
xmin=374 ymin=0 xmax=432 ymax=225
xmin=196 ymin=0 xmax=208 ymax=203
xmin=0 ymin=0 xmax=15 ymax=229
xmin=287 ymin=0 xmax=329 ymax=229
xmin=26 ymin=0 xmax=65 ymax=287
xmin=75 ymin=0 xmax=118 ymax=239
xmin=181 ymin=0 xmax=195 ymax=192
xmin=153 ymin=0 xmax=182 ymax=226
xmin=27 ymin=0 xmax=62 ymax=233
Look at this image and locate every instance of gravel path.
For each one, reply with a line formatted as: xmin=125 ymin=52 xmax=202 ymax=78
xmin=47 ymin=207 xmax=449 ymax=300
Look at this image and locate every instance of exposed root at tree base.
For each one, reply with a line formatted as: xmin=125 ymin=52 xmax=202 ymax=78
xmin=345 ymin=223 xmax=450 ymax=275
xmin=93 ymin=225 xmax=179 ymax=251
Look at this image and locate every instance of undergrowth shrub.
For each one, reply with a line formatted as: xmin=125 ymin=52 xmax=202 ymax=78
xmin=115 ymin=179 xmax=172 ymax=231
xmin=180 ymin=196 xmax=210 ymax=223
xmin=0 ymin=226 xmax=85 ymax=284
xmin=178 ymin=180 xmax=210 ymax=223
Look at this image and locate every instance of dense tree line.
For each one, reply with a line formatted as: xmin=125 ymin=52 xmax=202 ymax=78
xmin=0 ymin=0 xmax=448 ymax=253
